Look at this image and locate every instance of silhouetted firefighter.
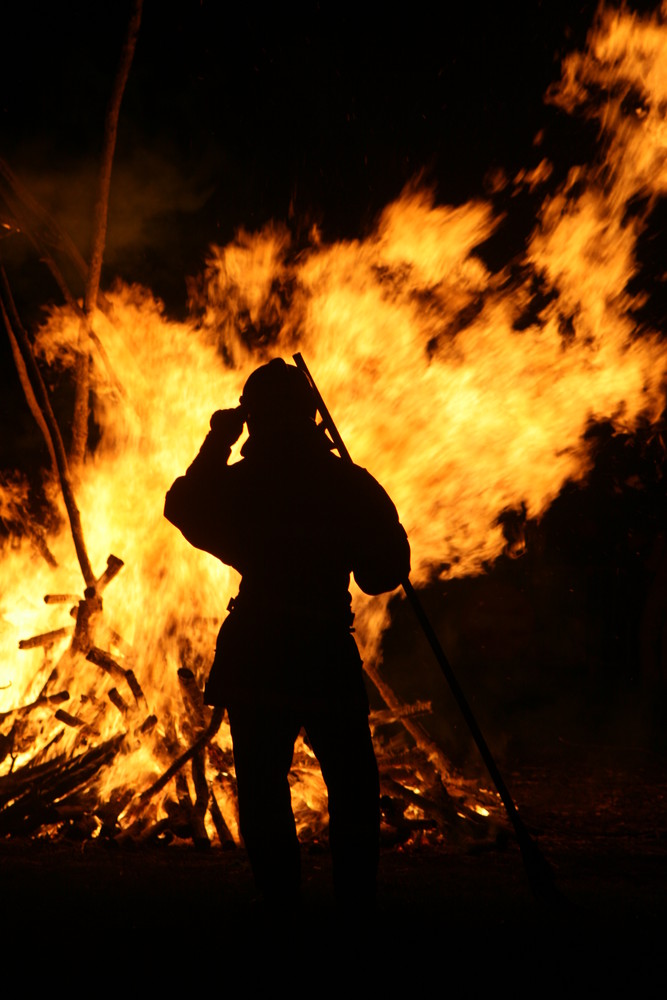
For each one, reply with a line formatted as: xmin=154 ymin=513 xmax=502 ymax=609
xmin=165 ymin=358 xmax=410 ymax=911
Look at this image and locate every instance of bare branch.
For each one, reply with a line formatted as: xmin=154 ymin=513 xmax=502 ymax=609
xmin=139 ymin=708 xmax=225 ymax=802
xmin=3 ymin=296 xmax=59 ymax=478
xmin=72 ymin=0 xmax=144 ymax=466
xmin=85 ymin=0 xmax=144 ymax=315
xmin=0 ymin=267 xmax=96 ymax=587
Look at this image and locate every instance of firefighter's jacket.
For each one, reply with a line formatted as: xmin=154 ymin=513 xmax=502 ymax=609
xmin=164 ymin=420 xmax=410 ymax=709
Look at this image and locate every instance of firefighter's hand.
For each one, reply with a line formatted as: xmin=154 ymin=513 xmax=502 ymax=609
xmin=209 ymin=407 xmax=245 ymax=446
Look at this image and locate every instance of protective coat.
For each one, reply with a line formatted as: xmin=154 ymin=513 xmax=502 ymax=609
xmin=164 ymin=417 xmax=410 ymax=709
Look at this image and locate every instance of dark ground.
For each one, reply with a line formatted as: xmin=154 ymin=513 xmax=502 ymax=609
xmin=1 ymin=736 xmax=665 ymax=988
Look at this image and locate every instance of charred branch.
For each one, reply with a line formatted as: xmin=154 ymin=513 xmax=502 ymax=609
xmin=72 ymin=592 xmax=103 ymax=654
xmin=191 ymin=752 xmax=210 ymax=850
xmin=86 ymin=645 xmax=146 ymax=707
xmin=177 ymin=666 xmax=207 ymax=732
xmin=54 ymin=708 xmax=99 ymax=737
xmin=139 ymin=707 xmax=224 ymax=803
xmin=138 ymin=714 xmax=157 ymax=735
xmin=0 ymin=747 xmax=72 ymax=806
xmin=18 ymin=729 xmax=65 ymax=772
xmin=115 ymin=813 xmax=161 ymax=845
xmin=108 ymin=687 xmax=129 ymax=716
xmin=208 ymin=784 xmax=236 ymax=848
xmin=51 ymin=793 xmax=102 ymax=839
xmin=86 ymin=645 xmax=128 ymax=680
xmin=0 ymin=690 xmax=69 ymax=724
xmin=380 ymin=774 xmax=460 ymax=831
xmin=379 ymin=794 xmax=438 ymax=842
xmin=0 ymin=733 xmax=124 ymax=836
xmin=1 ymin=281 xmax=59 ymax=480
xmin=124 ymin=670 xmax=146 ymax=707
xmin=174 ymin=770 xmax=194 ymax=839
xmin=364 ymin=659 xmax=456 ymax=785
xmin=206 ymin=740 xmax=235 ymax=776
xmin=95 ymin=787 xmax=135 ymax=838
xmin=18 ymin=627 xmax=74 ymax=650
xmin=0 ymin=267 xmax=96 ymax=587
xmin=95 ymin=554 xmax=125 ymax=593
xmin=162 ymin=785 xmax=194 ymax=841
xmin=370 ymin=699 xmax=433 ymax=728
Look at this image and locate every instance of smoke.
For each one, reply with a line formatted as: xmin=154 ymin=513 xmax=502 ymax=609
xmin=11 ymin=143 xmax=219 ymax=268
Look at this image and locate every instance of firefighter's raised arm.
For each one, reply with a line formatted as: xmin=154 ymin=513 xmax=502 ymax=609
xmin=164 ymin=406 xmax=245 ymax=554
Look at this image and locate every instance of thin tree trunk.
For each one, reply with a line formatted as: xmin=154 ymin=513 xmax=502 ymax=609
xmin=71 ymin=0 xmax=143 ymax=466
xmin=3 ymin=295 xmax=59 ymax=479
xmin=0 ymin=268 xmax=96 ymax=587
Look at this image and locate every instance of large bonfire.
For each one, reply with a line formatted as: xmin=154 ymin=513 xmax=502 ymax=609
xmin=0 ymin=4 xmax=665 ymax=846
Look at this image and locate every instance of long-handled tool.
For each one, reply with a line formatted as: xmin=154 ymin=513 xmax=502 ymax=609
xmin=293 ymin=351 xmax=562 ymax=905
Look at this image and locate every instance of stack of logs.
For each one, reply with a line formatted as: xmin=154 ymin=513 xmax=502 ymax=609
xmin=0 ymin=554 xmax=500 ymax=849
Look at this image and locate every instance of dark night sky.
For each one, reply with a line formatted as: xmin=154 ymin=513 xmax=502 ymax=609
xmin=0 ymin=0 xmax=621 ymax=462
xmin=1 ymin=0 xmax=612 ymax=310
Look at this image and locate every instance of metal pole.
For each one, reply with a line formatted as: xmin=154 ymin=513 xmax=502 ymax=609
xmin=293 ymin=351 xmax=562 ymax=905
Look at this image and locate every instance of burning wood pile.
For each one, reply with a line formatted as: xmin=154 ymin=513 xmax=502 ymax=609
xmin=0 ymin=152 xmax=498 ymax=846
xmin=0 ymin=550 xmax=498 ymax=846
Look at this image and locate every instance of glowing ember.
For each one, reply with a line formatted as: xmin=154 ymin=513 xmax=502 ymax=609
xmin=0 ymin=4 xmax=665 ymax=843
